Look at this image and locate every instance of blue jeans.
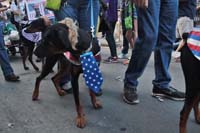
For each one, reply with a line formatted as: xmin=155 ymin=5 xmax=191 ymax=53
xmin=54 ymin=0 xmax=100 ymax=32
xmin=54 ymin=0 xmax=100 ymax=86
xmin=0 ymin=21 xmax=14 ymax=77
xmin=124 ymin=0 xmax=178 ymax=89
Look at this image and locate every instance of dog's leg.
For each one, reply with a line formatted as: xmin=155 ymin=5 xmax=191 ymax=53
xmin=32 ymin=56 xmax=58 ymax=100
xmin=22 ymin=46 xmax=29 ymax=70
xmin=51 ymin=56 xmax=70 ymax=96
xmin=71 ymin=69 xmax=86 ymax=128
xmin=180 ymin=104 xmax=192 ymax=133
xmin=193 ymin=95 xmax=200 ymax=124
xmin=180 ymin=96 xmax=199 ymax=133
xmin=28 ymin=45 xmax=39 ymax=71
xmin=89 ymin=90 xmax=102 ymax=109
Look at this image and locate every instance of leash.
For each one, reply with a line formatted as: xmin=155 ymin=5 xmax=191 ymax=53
xmin=79 ymin=0 xmax=103 ymax=93
xmin=90 ymin=0 xmax=95 ymax=38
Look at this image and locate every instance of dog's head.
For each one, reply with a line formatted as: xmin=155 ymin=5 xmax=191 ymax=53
xmin=26 ymin=16 xmax=51 ymax=33
xmin=34 ymin=18 xmax=93 ymax=58
xmin=34 ymin=23 xmax=72 ymax=58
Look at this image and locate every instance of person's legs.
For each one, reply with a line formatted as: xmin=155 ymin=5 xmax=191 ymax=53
xmin=124 ymin=0 xmax=159 ymax=89
xmin=0 ymin=21 xmax=19 ymax=81
xmin=123 ymin=0 xmax=160 ymax=104
xmin=105 ymin=21 xmax=117 ymax=57
xmin=78 ymin=0 xmax=100 ymax=33
xmin=153 ymin=0 xmax=177 ymax=88
xmin=152 ymin=0 xmax=185 ymax=100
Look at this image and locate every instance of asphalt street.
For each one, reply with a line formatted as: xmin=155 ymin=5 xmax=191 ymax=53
xmin=0 ymin=44 xmax=199 ymax=133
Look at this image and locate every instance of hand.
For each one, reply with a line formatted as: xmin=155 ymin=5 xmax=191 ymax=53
xmin=134 ymin=0 xmax=148 ymax=8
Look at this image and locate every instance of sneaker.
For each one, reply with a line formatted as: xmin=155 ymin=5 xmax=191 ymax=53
xmin=5 ymin=74 xmax=20 ymax=82
xmin=152 ymin=86 xmax=185 ymax=101
xmin=103 ymin=56 xmax=118 ymax=63
xmin=118 ymin=53 xmax=128 ymax=59
xmin=61 ymin=82 xmax=73 ymax=94
xmin=123 ymin=86 xmax=139 ymax=104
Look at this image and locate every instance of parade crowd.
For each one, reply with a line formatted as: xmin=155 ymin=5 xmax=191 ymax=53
xmin=0 ymin=0 xmax=199 ymax=131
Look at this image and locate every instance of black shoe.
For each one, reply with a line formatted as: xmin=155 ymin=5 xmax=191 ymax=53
xmin=123 ymin=86 xmax=139 ymax=104
xmin=152 ymin=86 xmax=185 ymax=101
xmin=95 ymin=89 xmax=103 ymax=96
xmin=5 ymin=74 xmax=20 ymax=82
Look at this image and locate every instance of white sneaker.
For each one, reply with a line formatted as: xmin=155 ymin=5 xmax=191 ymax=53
xmin=118 ymin=53 xmax=128 ymax=59
xmin=62 ymin=82 xmax=72 ymax=91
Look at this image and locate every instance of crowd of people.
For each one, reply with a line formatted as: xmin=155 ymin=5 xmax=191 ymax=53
xmin=0 ymin=0 xmax=198 ymax=104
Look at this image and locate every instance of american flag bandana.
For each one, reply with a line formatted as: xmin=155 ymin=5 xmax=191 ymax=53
xmin=80 ymin=52 xmax=103 ymax=93
xmin=187 ymin=27 xmax=200 ymax=61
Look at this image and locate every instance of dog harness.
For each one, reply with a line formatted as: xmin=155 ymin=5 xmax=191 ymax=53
xmin=187 ymin=27 xmax=200 ymax=60
xmin=22 ymin=28 xmax=42 ymax=43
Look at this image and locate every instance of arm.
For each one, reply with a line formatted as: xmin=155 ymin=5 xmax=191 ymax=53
xmin=175 ymin=39 xmax=185 ymax=52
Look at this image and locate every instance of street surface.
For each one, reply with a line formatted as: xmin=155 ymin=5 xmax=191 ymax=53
xmin=0 ymin=43 xmax=199 ymax=133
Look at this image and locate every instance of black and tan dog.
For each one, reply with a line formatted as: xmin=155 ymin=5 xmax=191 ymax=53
xmin=20 ymin=17 xmax=51 ymax=71
xmin=32 ymin=18 xmax=102 ymax=128
xmin=179 ymin=33 xmax=200 ymax=133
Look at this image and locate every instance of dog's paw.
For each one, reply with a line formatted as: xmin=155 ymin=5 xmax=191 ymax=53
xmin=76 ymin=115 xmax=86 ymax=128
xmin=32 ymin=91 xmax=39 ymax=101
xmin=58 ymin=89 xmax=66 ymax=96
xmin=93 ymin=100 xmax=102 ymax=109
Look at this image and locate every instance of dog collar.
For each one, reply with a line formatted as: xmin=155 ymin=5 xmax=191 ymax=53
xmin=64 ymin=51 xmax=101 ymax=66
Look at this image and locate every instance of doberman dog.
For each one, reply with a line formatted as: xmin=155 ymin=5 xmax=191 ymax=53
xmin=32 ymin=18 xmax=102 ymax=128
xmin=179 ymin=33 xmax=200 ymax=133
xmin=20 ymin=17 xmax=51 ymax=71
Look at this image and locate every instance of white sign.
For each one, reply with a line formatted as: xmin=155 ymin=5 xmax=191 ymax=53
xmin=25 ymin=0 xmax=54 ymax=21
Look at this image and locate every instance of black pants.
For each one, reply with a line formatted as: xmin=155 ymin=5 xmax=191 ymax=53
xmin=180 ymin=45 xmax=200 ymax=102
xmin=105 ymin=21 xmax=117 ymax=57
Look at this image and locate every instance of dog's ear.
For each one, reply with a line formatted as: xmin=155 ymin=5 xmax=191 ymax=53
xmin=75 ymin=29 xmax=91 ymax=51
xmin=28 ymin=18 xmax=46 ymax=31
xmin=57 ymin=27 xmax=71 ymax=50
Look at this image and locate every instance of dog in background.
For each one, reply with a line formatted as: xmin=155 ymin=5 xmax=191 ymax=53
xmin=179 ymin=32 xmax=200 ymax=133
xmin=20 ymin=16 xmax=51 ymax=71
xmin=32 ymin=18 xmax=102 ymax=128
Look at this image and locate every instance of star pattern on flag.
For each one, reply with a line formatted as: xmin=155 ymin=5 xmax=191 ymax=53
xmin=80 ymin=52 xmax=103 ymax=93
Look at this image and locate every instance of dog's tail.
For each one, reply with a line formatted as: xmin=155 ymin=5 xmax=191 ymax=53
xmin=59 ymin=18 xmax=78 ymax=51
